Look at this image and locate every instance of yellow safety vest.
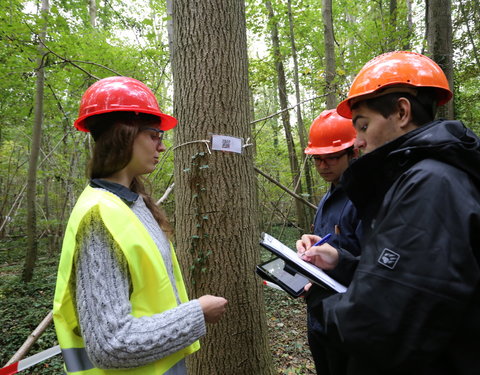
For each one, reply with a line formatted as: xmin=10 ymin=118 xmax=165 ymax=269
xmin=53 ymin=185 xmax=200 ymax=374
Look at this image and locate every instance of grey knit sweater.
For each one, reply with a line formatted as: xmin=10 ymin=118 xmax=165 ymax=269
xmin=74 ymin=189 xmax=206 ymax=373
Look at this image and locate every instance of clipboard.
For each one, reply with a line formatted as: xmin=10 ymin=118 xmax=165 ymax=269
xmin=258 ymin=232 xmax=347 ymax=294
xmin=256 ymin=257 xmax=309 ymax=298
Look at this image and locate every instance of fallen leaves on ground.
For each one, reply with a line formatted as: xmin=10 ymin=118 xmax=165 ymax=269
xmin=264 ymin=286 xmax=316 ymax=374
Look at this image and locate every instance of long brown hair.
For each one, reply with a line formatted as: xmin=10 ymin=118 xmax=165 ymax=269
xmin=85 ymin=112 xmax=174 ymax=238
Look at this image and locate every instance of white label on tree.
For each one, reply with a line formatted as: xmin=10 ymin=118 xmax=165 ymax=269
xmin=211 ymin=134 xmax=243 ymax=154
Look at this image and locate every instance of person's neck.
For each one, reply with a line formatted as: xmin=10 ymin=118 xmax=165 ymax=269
xmin=102 ymin=172 xmax=132 ymax=188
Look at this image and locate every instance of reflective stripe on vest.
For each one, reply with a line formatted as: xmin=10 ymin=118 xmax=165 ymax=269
xmin=53 ymin=186 xmax=200 ymax=374
xmin=62 ymin=348 xmax=95 ymax=373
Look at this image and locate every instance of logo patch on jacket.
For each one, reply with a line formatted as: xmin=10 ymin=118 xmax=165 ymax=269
xmin=378 ymin=248 xmax=400 ymax=269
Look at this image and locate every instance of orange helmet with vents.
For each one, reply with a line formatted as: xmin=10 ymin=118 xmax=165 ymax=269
xmin=304 ymin=109 xmax=356 ymax=155
xmin=74 ymin=76 xmax=177 ymax=132
xmin=337 ymin=51 xmax=453 ymax=119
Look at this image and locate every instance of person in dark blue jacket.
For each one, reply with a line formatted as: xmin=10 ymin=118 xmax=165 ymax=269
xmin=303 ymin=109 xmax=363 ymax=375
xmin=298 ymin=51 xmax=480 ymax=375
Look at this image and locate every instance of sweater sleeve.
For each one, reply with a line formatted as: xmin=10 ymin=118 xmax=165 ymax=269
xmin=74 ymin=207 xmax=206 ymax=369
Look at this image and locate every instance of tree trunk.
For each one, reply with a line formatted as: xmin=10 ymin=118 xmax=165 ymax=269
xmin=88 ymin=0 xmax=96 ymax=27
xmin=170 ymin=1 xmax=274 ymax=374
xmin=287 ymin=0 xmax=314 ymax=223
xmin=426 ymin=0 xmax=454 ymax=119
xmin=322 ymin=0 xmax=337 ymax=109
xmin=265 ymin=0 xmax=307 ymax=232
xmin=165 ymin=0 xmax=174 ymax=60
xmin=403 ymin=0 xmax=413 ymax=50
xmin=22 ymin=0 xmax=49 ymax=282
xmin=458 ymin=0 xmax=480 ymax=67
xmin=389 ymin=0 xmax=398 ymax=49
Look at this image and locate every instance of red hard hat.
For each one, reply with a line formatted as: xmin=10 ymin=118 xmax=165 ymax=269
xmin=337 ymin=51 xmax=453 ymax=119
xmin=304 ymin=109 xmax=356 ymax=154
xmin=74 ymin=76 xmax=177 ymax=132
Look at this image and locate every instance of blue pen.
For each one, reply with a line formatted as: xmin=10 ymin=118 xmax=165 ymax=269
xmin=301 ymin=233 xmax=332 ymax=259
xmin=312 ymin=233 xmax=332 ymax=247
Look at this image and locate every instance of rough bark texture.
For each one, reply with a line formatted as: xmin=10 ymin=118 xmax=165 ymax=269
xmin=170 ymin=1 xmax=274 ymax=374
xmin=426 ymin=0 xmax=454 ymax=119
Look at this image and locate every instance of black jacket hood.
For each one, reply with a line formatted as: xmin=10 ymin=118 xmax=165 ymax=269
xmin=342 ymin=120 xmax=480 ymax=219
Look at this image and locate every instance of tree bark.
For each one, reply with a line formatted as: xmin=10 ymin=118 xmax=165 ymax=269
xmin=322 ymin=0 xmax=337 ymax=109
xmin=265 ymin=0 xmax=307 ymax=232
xmin=170 ymin=1 xmax=274 ymax=373
xmin=22 ymin=0 xmax=49 ymax=282
xmin=426 ymin=0 xmax=454 ymax=119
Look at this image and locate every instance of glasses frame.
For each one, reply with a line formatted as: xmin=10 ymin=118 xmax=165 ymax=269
xmin=311 ymin=150 xmax=349 ymax=166
xmin=141 ymin=127 xmax=165 ymax=146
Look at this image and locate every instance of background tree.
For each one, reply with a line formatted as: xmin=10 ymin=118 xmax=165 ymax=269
xmin=426 ymin=0 xmax=454 ymax=119
xmin=265 ymin=0 xmax=308 ymax=232
xmin=170 ymin=0 xmax=274 ymax=373
xmin=286 ymin=0 xmax=314 ymax=220
xmin=23 ymin=0 xmax=49 ymax=282
xmin=322 ymin=0 xmax=337 ymax=108
xmin=452 ymin=0 xmax=479 ymax=134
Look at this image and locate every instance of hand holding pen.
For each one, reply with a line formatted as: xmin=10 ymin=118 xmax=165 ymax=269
xmin=311 ymin=233 xmax=332 ymax=248
xmin=296 ymin=233 xmax=339 ymax=270
xmin=299 ymin=233 xmax=332 ymax=259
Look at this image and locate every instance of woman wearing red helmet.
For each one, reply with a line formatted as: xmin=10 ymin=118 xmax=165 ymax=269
xmin=298 ymin=51 xmax=480 ymax=374
xmin=53 ymin=77 xmax=227 ymax=375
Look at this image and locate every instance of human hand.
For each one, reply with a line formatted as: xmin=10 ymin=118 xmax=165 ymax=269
xmin=304 ymin=282 xmax=313 ymax=292
xmin=296 ymin=234 xmax=321 ymax=257
xmin=198 ymin=295 xmax=228 ymax=323
xmin=296 ymin=234 xmax=339 ymax=270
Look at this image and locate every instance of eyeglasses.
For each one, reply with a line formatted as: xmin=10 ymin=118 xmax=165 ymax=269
xmin=141 ymin=127 xmax=164 ymax=146
xmin=312 ymin=150 xmax=348 ymax=166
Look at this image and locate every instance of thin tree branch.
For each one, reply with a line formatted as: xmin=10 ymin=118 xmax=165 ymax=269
xmin=156 ymin=183 xmax=175 ymax=204
xmin=5 ymin=311 xmax=53 ymax=366
xmin=250 ymin=94 xmax=327 ymax=125
xmin=254 ymin=166 xmax=317 ymax=210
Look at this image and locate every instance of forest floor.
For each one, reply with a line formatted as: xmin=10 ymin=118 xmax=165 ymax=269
xmin=264 ymin=283 xmax=316 ymax=374
xmin=0 ymin=230 xmax=315 ymax=374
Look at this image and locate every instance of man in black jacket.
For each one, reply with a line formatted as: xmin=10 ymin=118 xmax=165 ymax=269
xmin=297 ymin=51 xmax=480 ymax=375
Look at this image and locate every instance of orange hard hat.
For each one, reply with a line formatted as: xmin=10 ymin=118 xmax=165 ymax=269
xmin=304 ymin=109 xmax=356 ymax=154
xmin=74 ymin=76 xmax=177 ymax=132
xmin=337 ymin=51 xmax=453 ymax=119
